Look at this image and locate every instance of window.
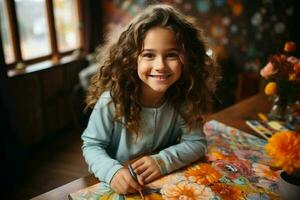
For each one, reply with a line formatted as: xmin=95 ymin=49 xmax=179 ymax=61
xmin=54 ymin=0 xmax=81 ymax=52
xmin=0 ymin=0 xmax=82 ymax=68
xmin=0 ymin=0 xmax=15 ymax=63
xmin=15 ymin=0 xmax=51 ymax=60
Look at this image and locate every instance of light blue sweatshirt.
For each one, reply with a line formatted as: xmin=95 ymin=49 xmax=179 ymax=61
xmin=81 ymin=91 xmax=207 ymax=184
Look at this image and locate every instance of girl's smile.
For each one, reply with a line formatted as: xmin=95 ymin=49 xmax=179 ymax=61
xmin=137 ymin=26 xmax=185 ymax=107
xmin=148 ymin=74 xmax=172 ymax=80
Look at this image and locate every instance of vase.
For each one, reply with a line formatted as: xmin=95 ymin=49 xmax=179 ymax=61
xmin=269 ymin=95 xmax=288 ymax=120
xmin=278 ymin=171 xmax=300 ymax=200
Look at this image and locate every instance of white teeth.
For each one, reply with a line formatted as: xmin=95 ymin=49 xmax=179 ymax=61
xmin=148 ymin=74 xmax=170 ymax=81
xmin=149 ymin=74 xmax=171 ymax=78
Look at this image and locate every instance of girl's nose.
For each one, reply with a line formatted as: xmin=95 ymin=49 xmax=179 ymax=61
xmin=154 ymin=56 xmax=167 ymax=70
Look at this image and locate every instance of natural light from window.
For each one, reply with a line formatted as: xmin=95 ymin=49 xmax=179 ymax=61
xmin=0 ymin=0 xmax=15 ymax=64
xmin=15 ymin=0 xmax=51 ymax=60
xmin=54 ymin=0 xmax=80 ymax=52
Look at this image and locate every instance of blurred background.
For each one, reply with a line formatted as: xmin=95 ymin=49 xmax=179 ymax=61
xmin=0 ymin=0 xmax=299 ymax=199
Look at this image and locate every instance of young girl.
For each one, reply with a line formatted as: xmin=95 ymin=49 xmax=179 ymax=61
xmin=82 ymin=4 xmax=220 ymax=195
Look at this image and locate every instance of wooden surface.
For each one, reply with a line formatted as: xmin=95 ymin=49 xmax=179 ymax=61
xmin=31 ymin=93 xmax=271 ymax=200
xmin=208 ymin=92 xmax=271 ymax=138
xmin=31 ymin=175 xmax=98 ymax=200
xmin=9 ymin=58 xmax=88 ymax=146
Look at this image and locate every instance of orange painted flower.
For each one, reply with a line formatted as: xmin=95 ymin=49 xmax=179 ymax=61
xmin=210 ymin=182 xmax=244 ymax=200
xmin=264 ymin=82 xmax=277 ymax=96
xmin=161 ymin=181 xmax=214 ymax=200
xmin=146 ymin=193 xmax=164 ymax=200
xmin=146 ymin=174 xmax=180 ymax=189
xmin=265 ymin=131 xmax=300 ymax=174
xmin=209 ymin=150 xmax=236 ymax=161
xmin=184 ymin=163 xmax=222 ymax=185
xmin=126 ymin=193 xmax=163 ymax=200
xmin=252 ymin=163 xmax=279 ymax=182
xmin=284 ymin=41 xmax=297 ymax=53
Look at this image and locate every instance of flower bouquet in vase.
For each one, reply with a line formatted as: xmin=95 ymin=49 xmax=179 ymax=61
xmin=260 ymin=41 xmax=300 ymax=121
xmin=265 ymin=131 xmax=300 ymax=200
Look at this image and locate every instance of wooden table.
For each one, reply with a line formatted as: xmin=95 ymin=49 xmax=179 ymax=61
xmin=31 ymin=93 xmax=271 ymax=200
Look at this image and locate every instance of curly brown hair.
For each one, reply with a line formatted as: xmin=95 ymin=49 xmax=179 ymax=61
xmin=86 ymin=4 xmax=220 ymax=135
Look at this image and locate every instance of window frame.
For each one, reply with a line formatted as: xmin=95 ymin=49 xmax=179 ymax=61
xmin=3 ymin=0 xmax=84 ymax=69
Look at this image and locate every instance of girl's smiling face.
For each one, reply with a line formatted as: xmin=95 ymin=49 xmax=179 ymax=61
xmin=137 ymin=26 xmax=185 ymax=101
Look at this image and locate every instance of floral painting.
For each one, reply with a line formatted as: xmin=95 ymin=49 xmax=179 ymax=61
xmin=69 ymin=120 xmax=280 ymax=200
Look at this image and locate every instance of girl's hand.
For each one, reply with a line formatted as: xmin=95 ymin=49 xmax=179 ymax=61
xmin=110 ymin=168 xmax=142 ymax=194
xmin=132 ymin=156 xmax=162 ymax=184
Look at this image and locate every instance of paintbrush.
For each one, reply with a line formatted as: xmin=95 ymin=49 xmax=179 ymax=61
xmin=128 ymin=164 xmax=145 ymax=200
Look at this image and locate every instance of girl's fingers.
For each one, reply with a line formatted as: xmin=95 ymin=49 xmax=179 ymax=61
xmin=117 ymin=177 xmax=128 ymax=194
xmin=144 ymin=171 xmax=160 ymax=183
xmin=111 ymin=169 xmax=142 ymax=195
xmin=137 ymin=175 xmax=144 ymax=185
xmin=120 ymin=176 xmax=136 ymax=194
xmin=124 ymin=170 xmax=142 ymax=192
xmin=127 ymin=179 xmax=141 ymax=192
xmin=140 ymin=168 xmax=153 ymax=178
xmin=134 ymin=164 xmax=147 ymax=174
xmin=131 ymin=158 xmax=145 ymax=169
xmin=113 ymin=181 xmax=123 ymax=194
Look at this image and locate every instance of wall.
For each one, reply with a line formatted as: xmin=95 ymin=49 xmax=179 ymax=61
xmin=8 ymin=58 xmax=88 ymax=147
xmin=103 ymin=0 xmax=295 ymax=69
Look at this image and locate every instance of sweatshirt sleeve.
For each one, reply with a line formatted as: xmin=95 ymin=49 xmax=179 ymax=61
xmin=151 ymin=116 xmax=207 ymax=174
xmin=81 ymin=95 xmax=123 ymax=184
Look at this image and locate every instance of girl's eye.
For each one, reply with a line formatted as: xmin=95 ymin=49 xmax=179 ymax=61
xmin=167 ymin=53 xmax=179 ymax=58
xmin=142 ymin=53 xmax=155 ymax=59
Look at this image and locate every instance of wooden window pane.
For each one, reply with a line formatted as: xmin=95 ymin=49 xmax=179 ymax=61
xmin=53 ymin=0 xmax=80 ymax=52
xmin=15 ymin=0 xmax=51 ymax=60
xmin=0 ymin=0 xmax=15 ymax=64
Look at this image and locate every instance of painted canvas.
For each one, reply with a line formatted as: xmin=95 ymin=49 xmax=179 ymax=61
xmin=69 ymin=120 xmax=280 ymax=200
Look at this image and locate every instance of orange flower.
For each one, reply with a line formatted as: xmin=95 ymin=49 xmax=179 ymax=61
xmin=184 ymin=163 xmax=222 ymax=185
xmin=294 ymin=61 xmax=300 ymax=73
xmin=264 ymin=82 xmax=277 ymax=95
xmin=261 ymin=41 xmax=300 ymax=104
xmin=260 ymin=62 xmax=275 ymax=78
xmin=161 ymin=181 xmax=214 ymax=200
xmin=289 ymin=73 xmax=296 ymax=81
xmin=265 ymin=131 xmax=300 ymax=174
xmin=232 ymin=3 xmax=243 ymax=16
xmin=287 ymin=56 xmax=299 ymax=64
xmin=284 ymin=41 xmax=297 ymax=53
xmin=210 ymin=182 xmax=244 ymax=200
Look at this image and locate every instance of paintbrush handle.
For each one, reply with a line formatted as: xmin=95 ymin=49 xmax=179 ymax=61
xmin=128 ymin=164 xmax=138 ymax=182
